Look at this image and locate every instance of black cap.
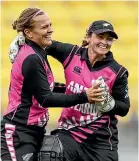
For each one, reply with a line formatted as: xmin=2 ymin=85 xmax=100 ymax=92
xmin=87 ymin=20 xmax=118 ymax=39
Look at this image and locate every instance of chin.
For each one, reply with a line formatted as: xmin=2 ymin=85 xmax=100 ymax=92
xmin=97 ymin=52 xmax=106 ymax=56
xmin=47 ymin=40 xmax=52 ymax=46
xmin=43 ymin=40 xmax=52 ymax=47
xmin=97 ymin=50 xmax=108 ymax=55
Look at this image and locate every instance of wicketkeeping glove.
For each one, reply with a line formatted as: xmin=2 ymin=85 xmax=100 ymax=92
xmin=9 ymin=34 xmax=25 ymax=63
xmin=93 ymin=76 xmax=115 ymax=113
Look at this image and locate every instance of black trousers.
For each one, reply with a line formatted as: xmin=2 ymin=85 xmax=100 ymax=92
xmin=1 ymin=120 xmax=45 ymax=161
xmin=56 ymin=130 xmax=118 ymax=161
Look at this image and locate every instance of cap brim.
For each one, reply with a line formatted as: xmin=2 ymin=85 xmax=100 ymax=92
xmin=94 ymin=29 xmax=118 ymax=39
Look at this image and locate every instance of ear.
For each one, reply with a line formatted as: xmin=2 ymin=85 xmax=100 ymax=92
xmin=24 ymin=29 xmax=33 ymax=38
xmin=85 ymin=33 xmax=91 ymax=44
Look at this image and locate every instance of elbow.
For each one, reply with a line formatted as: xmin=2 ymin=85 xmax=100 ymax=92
xmin=118 ymin=106 xmax=130 ymax=117
xmin=114 ymin=99 xmax=130 ymax=117
xmin=41 ymin=94 xmax=53 ymax=107
xmin=35 ymin=93 xmax=53 ymax=107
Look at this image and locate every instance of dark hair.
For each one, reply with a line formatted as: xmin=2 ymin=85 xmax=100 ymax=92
xmin=81 ymin=30 xmax=92 ymax=47
xmin=12 ymin=8 xmax=44 ymax=34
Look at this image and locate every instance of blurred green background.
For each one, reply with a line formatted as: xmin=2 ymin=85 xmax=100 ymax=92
xmin=1 ymin=1 xmax=138 ymax=160
xmin=1 ymin=1 xmax=138 ymax=124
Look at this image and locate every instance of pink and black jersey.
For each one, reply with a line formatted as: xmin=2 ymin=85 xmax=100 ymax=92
xmin=2 ymin=39 xmax=89 ymax=128
xmin=47 ymin=41 xmax=130 ymax=150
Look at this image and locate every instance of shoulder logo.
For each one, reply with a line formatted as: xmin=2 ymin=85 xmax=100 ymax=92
xmin=125 ymin=84 xmax=129 ymax=98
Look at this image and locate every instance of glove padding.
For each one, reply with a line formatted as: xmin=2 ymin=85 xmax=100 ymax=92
xmin=9 ymin=34 xmax=25 ymax=63
xmin=92 ymin=76 xmax=115 ymax=113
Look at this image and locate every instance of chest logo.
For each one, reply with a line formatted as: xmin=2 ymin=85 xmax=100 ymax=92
xmin=73 ymin=66 xmax=82 ymax=75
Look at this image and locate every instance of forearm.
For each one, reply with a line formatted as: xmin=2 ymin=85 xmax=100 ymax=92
xmin=53 ymin=82 xmax=66 ymax=93
xmin=41 ymin=92 xmax=88 ymax=107
xmin=110 ymin=68 xmax=130 ymax=117
xmin=108 ymin=99 xmax=130 ymax=117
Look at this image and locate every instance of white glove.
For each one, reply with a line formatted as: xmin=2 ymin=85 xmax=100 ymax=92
xmin=92 ymin=76 xmax=115 ymax=113
xmin=9 ymin=34 xmax=25 ymax=63
xmin=91 ymin=76 xmax=108 ymax=104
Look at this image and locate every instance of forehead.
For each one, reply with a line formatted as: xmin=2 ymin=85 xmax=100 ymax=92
xmin=93 ymin=32 xmax=113 ymax=37
xmin=32 ymin=13 xmax=51 ymax=26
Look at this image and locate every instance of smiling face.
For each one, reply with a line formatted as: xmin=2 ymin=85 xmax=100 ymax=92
xmin=87 ymin=32 xmax=114 ymax=56
xmin=24 ymin=12 xmax=53 ymax=48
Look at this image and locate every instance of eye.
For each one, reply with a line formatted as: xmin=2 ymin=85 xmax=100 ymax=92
xmin=97 ymin=34 xmax=104 ymax=39
xmin=107 ymin=37 xmax=114 ymax=42
xmin=41 ymin=25 xmax=48 ymax=29
xmin=41 ymin=23 xmax=52 ymax=29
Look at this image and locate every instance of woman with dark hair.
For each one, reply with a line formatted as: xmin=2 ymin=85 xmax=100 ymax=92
xmin=42 ymin=20 xmax=130 ymax=161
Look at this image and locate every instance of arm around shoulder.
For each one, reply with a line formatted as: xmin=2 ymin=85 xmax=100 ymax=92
xmin=22 ymin=54 xmax=88 ymax=107
xmin=46 ymin=40 xmax=76 ymax=63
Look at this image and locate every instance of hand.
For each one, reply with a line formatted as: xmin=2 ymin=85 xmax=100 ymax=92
xmin=86 ymin=81 xmax=106 ymax=103
xmin=9 ymin=34 xmax=25 ymax=63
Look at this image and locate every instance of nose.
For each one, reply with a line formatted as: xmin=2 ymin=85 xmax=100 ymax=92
xmin=101 ymin=38 xmax=108 ymax=44
xmin=48 ymin=26 xmax=53 ymax=34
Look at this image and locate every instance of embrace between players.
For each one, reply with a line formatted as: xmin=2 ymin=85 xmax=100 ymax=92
xmin=1 ymin=7 xmax=130 ymax=161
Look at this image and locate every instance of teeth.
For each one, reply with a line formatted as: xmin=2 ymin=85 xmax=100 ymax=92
xmin=99 ymin=46 xmax=107 ymax=49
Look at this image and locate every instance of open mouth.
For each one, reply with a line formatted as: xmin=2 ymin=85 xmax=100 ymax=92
xmin=98 ymin=45 xmax=108 ymax=50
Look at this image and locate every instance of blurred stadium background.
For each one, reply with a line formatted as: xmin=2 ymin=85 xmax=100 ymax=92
xmin=1 ymin=1 xmax=138 ymax=160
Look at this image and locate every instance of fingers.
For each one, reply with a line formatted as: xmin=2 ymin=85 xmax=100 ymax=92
xmin=93 ymin=88 xmax=105 ymax=93
xmin=86 ymin=79 xmax=109 ymax=103
xmin=86 ymin=87 xmax=106 ymax=103
xmin=93 ymin=97 xmax=105 ymax=102
xmin=93 ymin=92 xmax=105 ymax=97
xmin=88 ymin=97 xmax=105 ymax=103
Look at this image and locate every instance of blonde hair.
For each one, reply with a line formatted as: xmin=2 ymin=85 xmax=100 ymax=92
xmin=12 ymin=8 xmax=44 ymax=35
